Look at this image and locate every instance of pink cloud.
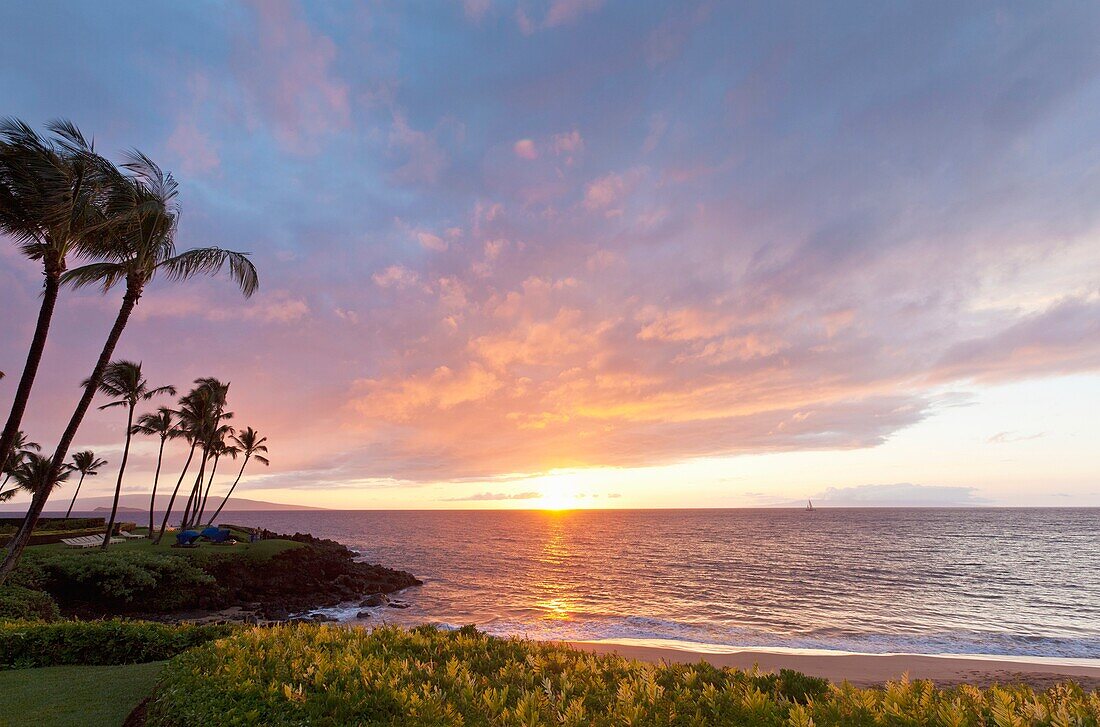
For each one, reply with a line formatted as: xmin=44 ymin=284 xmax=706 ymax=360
xmin=373 ymin=265 xmax=420 ymax=288
xmin=583 ymin=172 xmax=625 ymax=211
xmin=350 ymin=363 xmax=504 ymax=421
xmin=513 ymin=138 xmax=539 ymax=159
xmin=417 ymin=231 xmax=448 ymax=251
xmin=552 ymin=130 xmax=584 ymax=154
xmin=132 ymin=290 xmax=309 ymax=324
xmin=544 ymin=0 xmax=604 ymax=28
xmin=165 ymin=120 xmax=220 ymax=175
xmin=462 ymin=0 xmax=491 ymax=22
xmin=515 ymin=7 xmax=535 ymax=35
xmin=237 ymin=0 xmax=350 ymax=154
xmin=389 ymin=112 xmax=448 ymax=184
xmin=932 ymin=297 xmax=1100 ymax=383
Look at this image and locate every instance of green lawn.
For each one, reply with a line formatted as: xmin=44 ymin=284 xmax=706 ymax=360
xmin=28 ymin=528 xmax=303 ymax=561
xmin=0 ymin=661 xmax=164 ymax=726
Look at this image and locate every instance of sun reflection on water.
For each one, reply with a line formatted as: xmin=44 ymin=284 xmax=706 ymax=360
xmin=533 ymin=514 xmax=578 ymax=621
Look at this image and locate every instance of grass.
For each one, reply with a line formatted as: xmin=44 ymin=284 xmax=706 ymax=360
xmin=28 ymin=528 xmax=304 ymax=562
xmin=0 ymin=661 xmax=164 ymax=726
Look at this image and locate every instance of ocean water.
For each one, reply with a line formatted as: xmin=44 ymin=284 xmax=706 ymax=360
xmin=221 ymin=508 xmax=1100 ymax=659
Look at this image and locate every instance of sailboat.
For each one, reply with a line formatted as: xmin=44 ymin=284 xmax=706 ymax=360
xmin=805 ymin=499 xmax=815 ymax=512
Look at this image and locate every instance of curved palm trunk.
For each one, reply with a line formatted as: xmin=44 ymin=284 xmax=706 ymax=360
xmin=0 ymin=288 xmax=140 ymax=584
xmin=195 ymin=454 xmax=221 ymax=525
xmin=0 ymin=269 xmax=60 ymax=475
xmin=64 ymin=472 xmax=88 ymax=519
xmin=147 ymin=436 xmax=167 ymax=535
xmin=154 ymin=441 xmax=196 ymax=544
xmin=179 ymin=450 xmax=208 ymax=531
xmin=206 ymin=454 xmax=250 ymax=526
xmin=101 ymin=404 xmax=135 ymax=548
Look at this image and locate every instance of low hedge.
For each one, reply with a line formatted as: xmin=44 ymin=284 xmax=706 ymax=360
xmin=145 ymin=624 xmax=1100 ymax=726
xmin=0 ymin=517 xmax=105 ymax=534
xmin=0 ymin=585 xmax=59 ymax=621
xmin=15 ymin=549 xmax=217 ymax=613
xmin=0 ymin=619 xmax=235 ymax=669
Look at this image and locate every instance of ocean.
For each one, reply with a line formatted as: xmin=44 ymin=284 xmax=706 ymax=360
xmin=212 ymin=508 xmax=1100 ymax=659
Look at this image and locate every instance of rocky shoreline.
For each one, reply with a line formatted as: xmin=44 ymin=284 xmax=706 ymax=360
xmin=136 ymin=530 xmax=420 ymax=625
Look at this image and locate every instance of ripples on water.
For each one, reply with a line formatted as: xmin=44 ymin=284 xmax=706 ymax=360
xmin=230 ymin=509 xmax=1100 ymax=658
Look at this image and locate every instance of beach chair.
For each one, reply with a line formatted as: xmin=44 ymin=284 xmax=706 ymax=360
xmin=61 ymin=535 xmax=99 ymax=548
xmin=62 ymin=534 xmax=122 ymax=548
xmin=118 ymin=530 xmax=144 ymax=539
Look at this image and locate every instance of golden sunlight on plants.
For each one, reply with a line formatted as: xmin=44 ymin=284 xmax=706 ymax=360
xmin=145 ymin=624 xmax=1100 ymax=726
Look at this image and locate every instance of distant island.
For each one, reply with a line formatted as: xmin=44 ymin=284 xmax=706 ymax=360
xmin=0 ymin=495 xmax=326 ymax=514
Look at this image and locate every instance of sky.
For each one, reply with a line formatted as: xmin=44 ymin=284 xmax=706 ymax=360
xmin=1 ymin=1 xmax=1099 ymax=510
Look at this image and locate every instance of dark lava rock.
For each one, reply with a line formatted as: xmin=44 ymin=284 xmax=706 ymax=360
xmin=360 ymin=593 xmax=389 ymax=607
xmin=387 ymin=601 xmax=410 ymax=609
xmin=198 ymin=530 xmax=421 ymax=619
xmin=69 ymin=528 xmax=421 ymax=622
xmin=356 ymin=610 xmax=372 ymax=619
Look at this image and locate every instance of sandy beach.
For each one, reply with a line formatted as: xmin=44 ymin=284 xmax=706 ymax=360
xmin=569 ymin=641 xmax=1100 ymax=690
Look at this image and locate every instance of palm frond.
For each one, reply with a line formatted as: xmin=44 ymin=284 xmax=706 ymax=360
xmin=142 ymin=384 xmax=177 ymax=400
xmin=121 ymin=148 xmax=178 ymax=200
xmin=97 ymin=400 xmax=129 ymax=411
xmin=61 ymin=261 xmax=127 ymax=293
xmin=46 ymin=118 xmax=94 ymax=154
xmin=158 ymin=247 xmax=259 ymax=298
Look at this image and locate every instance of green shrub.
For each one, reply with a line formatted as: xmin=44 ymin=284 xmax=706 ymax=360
xmin=146 ymin=625 xmax=1100 ymax=726
xmin=34 ymin=518 xmax=107 ymax=532
xmin=0 ymin=585 xmax=59 ymax=622
xmin=0 ymin=619 xmax=235 ymax=669
xmin=21 ymin=550 xmax=217 ymax=612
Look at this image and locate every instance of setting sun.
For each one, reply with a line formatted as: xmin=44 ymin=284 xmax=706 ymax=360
xmin=538 ymin=483 xmax=577 ymax=511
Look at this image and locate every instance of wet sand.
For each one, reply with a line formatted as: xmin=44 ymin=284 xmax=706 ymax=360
xmin=568 ymin=641 xmax=1100 ymax=690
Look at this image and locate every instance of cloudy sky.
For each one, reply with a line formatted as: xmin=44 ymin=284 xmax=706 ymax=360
xmin=1 ymin=1 xmax=1098 ymax=509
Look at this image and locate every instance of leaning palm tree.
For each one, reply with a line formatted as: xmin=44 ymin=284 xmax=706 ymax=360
xmin=206 ymin=427 xmax=269 ymax=525
xmin=0 ymin=119 xmax=103 ymax=478
xmin=0 ymin=430 xmax=41 ymax=497
xmin=64 ymin=450 xmax=108 ymax=518
xmin=91 ymin=361 xmax=175 ymax=547
xmin=0 ymin=151 xmax=258 ymax=581
xmin=4 ymin=453 xmax=71 ymax=503
xmin=130 ymin=407 xmax=178 ymax=535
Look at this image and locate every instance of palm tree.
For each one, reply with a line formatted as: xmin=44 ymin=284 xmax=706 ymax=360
xmin=195 ymin=434 xmax=237 ymax=526
xmin=0 ymin=430 xmax=40 ymax=497
xmin=3 ymin=453 xmax=71 ymax=502
xmin=154 ymin=380 xmax=231 ymax=543
xmin=0 ymin=151 xmax=258 ymax=582
xmin=64 ymin=450 xmax=108 ymax=518
xmin=131 ymin=407 xmax=178 ymax=535
xmin=91 ymin=361 xmax=175 ymax=547
xmin=206 ymin=427 xmax=269 ymax=525
xmin=179 ymin=379 xmax=232 ymax=531
xmin=0 ymin=119 xmax=103 ymax=478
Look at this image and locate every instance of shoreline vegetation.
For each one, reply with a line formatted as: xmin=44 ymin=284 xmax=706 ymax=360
xmin=0 ymin=525 xmax=420 ymax=624
xmin=109 ymin=625 xmax=1100 ymax=725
